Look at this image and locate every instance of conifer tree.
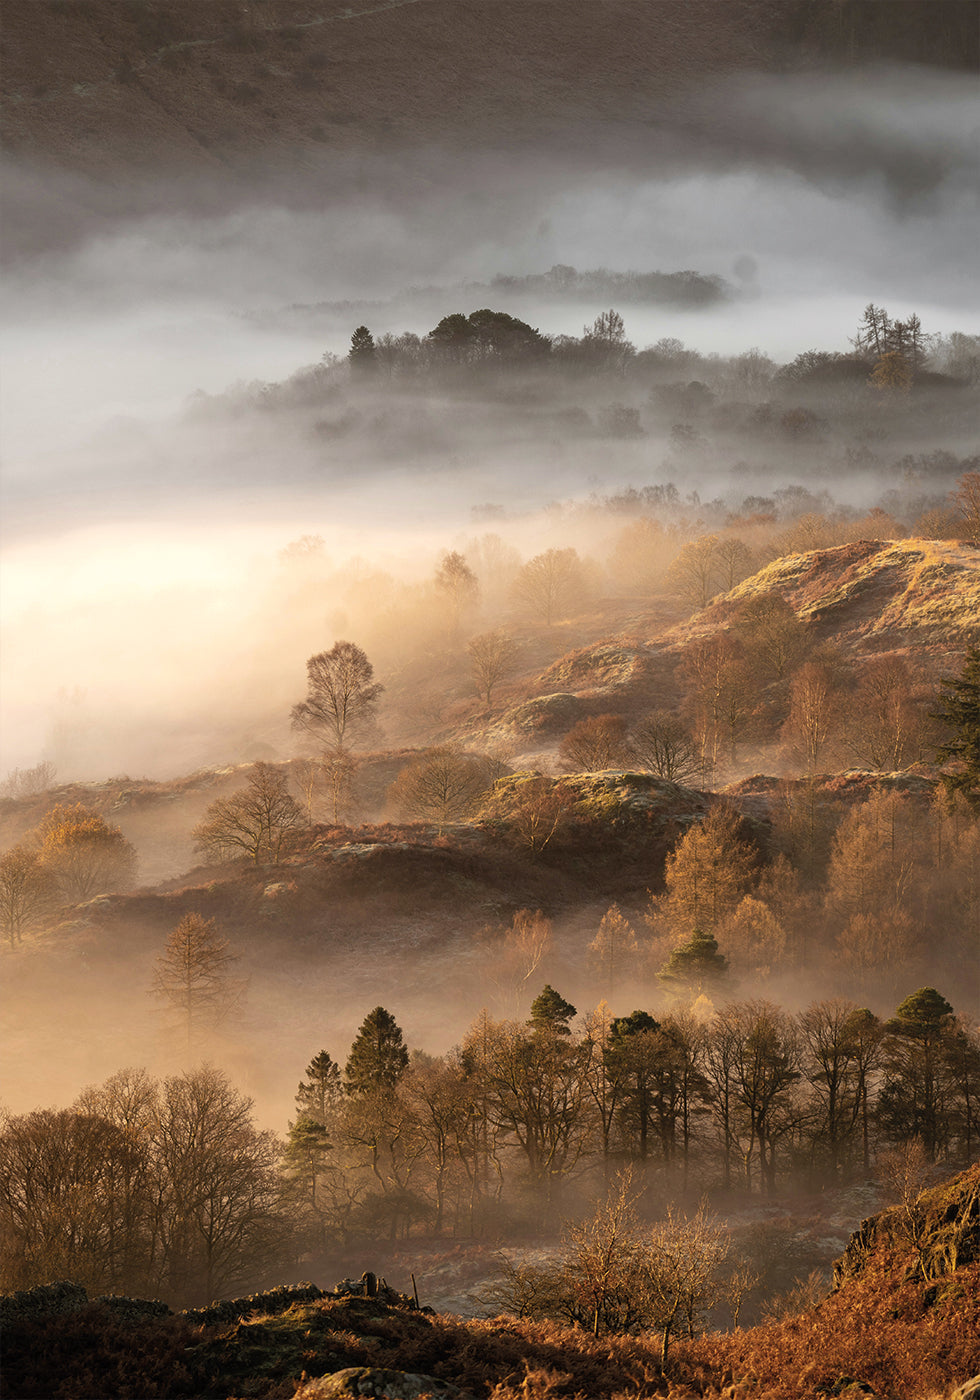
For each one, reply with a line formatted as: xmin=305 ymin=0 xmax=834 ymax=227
xmin=529 ymin=985 xmax=577 ymax=1035
xmin=657 ymin=929 xmax=728 ymax=997
xmin=344 ymin=1007 xmax=409 ymax=1094
xmin=933 ymin=645 xmax=980 ymax=809
xmin=296 ymin=1050 xmax=342 ymax=1124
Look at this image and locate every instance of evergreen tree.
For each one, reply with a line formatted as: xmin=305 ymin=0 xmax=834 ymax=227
xmin=529 ymin=984 xmax=577 ymax=1035
xmin=933 ymin=645 xmax=980 ymax=809
xmin=345 ymin=1007 xmax=409 ymax=1094
xmin=657 ymin=929 xmax=728 ymax=997
xmin=349 ymin=325 xmax=377 ymax=373
xmin=880 ymin=988 xmax=956 ymax=1159
xmin=295 ymin=1050 xmax=342 ymax=1124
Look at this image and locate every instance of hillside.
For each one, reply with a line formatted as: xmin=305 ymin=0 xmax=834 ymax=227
xmin=678 ymin=538 xmax=980 ymax=655
xmin=5 ymin=0 xmax=976 ymax=178
xmin=3 ymin=1165 xmax=979 ymax=1399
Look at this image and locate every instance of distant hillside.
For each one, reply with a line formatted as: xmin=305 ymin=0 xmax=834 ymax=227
xmin=673 ymin=537 xmax=980 ymax=654
xmin=3 ymin=0 xmax=976 ymax=178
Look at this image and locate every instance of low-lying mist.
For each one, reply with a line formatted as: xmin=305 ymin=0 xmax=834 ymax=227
xmin=1 ymin=53 xmax=978 ymax=1150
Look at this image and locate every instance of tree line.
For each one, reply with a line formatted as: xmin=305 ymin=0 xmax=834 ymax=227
xmin=279 ymin=986 xmax=978 ymax=1251
xmin=2 ymin=984 xmax=974 ymax=1308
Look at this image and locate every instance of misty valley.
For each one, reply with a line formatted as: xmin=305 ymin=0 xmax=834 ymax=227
xmin=2 ymin=2 xmax=980 ymax=1396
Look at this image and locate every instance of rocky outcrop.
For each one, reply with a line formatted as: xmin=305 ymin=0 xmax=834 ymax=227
xmin=295 ymin=1368 xmax=471 ymax=1399
xmin=833 ymin=1164 xmax=980 ymax=1291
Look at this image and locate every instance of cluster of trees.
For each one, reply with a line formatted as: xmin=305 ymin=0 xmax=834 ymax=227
xmin=553 ymin=638 xmax=941 ymax=788
xmin=0 ymin=1067 xmax=285 ymax=1306
xmin=0 ymin=802 xmax=137 ymax=947
xmin=1 ymin=985 xmax=973 ymax=1316
xmin=279 ymin=985 xmax=978 ymax=1254
xmin=601 ymin=783 xmax=977 ymax=1000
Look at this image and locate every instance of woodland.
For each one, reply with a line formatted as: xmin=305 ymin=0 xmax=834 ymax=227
xmin=2 ymin=2 xmax=980 ymax=1397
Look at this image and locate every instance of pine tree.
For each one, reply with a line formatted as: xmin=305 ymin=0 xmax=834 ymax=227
xmin=349 ymin=325 xmax=377 ymax=373
xmin=933 ymin=645 xmax=980 ymax=809
xmin=657 ymin=929 xmax=728 ymax=997
xmin=529 ymin=984 xmax=577 ymax=1035
xmin=344 ymin=1007 xmax=409 ymax=1094
xmin=296 ymin=1050 xmax=342 ymax=1124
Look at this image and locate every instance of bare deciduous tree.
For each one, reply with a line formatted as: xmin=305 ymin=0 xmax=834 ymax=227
xmin=666 ymin=534 xmax=722 ymax=612
xmin=193 ymin=763 xmax=303 ymax=864
xmin=558 ymin=714 xmax=631 ymax=772
xmin=588 ymin=904 xmax=638 ymax=997
xmin=435 ymin=550 xmax=479 ymax=640
xmin=630 ymin=711 xmax=700 ymax=785
xmin=512 ymin=548 xmax=587 ymax=626
xmin=0 ymin=846 xmax=57 ymax=947
xmin=468 ymin=629 xmax=520 ymax=707
xmin=386 ymin=748 xmax=498 ymax=829
xmin=152 ymin=913 xmax=244 ymax=1048
xmin=291 ymin=641 xmax=384 ymax=752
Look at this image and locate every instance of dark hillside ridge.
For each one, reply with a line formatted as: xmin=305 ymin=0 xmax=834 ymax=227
xmin=2 ymin=0 xmax=976 ymax=179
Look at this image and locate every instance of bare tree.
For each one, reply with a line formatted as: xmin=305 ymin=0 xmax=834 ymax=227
xmin=435 ymin=550 xmax=479 ymax=640
xmin=291 ymin=641 xmax=384 ymax=752
xmin=630 ymin=711 xmax=701 ymax=784
xmin=0 ymin=761 xmax=57 ymax=799
xmin=558 ymin=714 xmax=632 ymax=772
xmin=386 ymin=748 xmax=498 ymax=829
xmin=152 ymin=913 xmax=244 ymax=1048
xmin=468 ymin=629 xmax=520 ymax=707
xmin=666 ymin=535 xmax=722 ymax=612
xmin=485 ymin=774 xmax=577 ymax=856
xmin=783 ymin=661 xmax=843 ymax=775
xmin=588 ymin=904 xmax=638 ymax=997
xmin=0 ymin=846 xmax=57 ymax=947
xmin=293 ymin=757 xmax=323 ymax=825
xmin=193 ymin=763 xmax=303 ymax=864
xmin=733 ymin=593 xmax=811 ymax=682
xmin=512 ymin=548 xmax=587 ymax=626
xmin=842 ymin=656 xmax=931 ymax=770
xmin=485 ymin=908 xmax=554 ymax=1017
xmin=715 ymin=537 xmax=755 ymax=591
xmin=643 ymin=1202 xmax=730 ymax=1368
xmin=952 ymin=471 xmax=980 ymax=543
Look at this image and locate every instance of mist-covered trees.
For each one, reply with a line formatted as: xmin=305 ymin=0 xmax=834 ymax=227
xmin=512 ymin=547 xmax=588 ymax=625
xmin=31 ymin=803 xmax=137 ymax=903
xmin=348 ymin=325 xmax=377 ymax=374
xmin=427 ymin=308 xmax=550 ymax=365
xmin=0 ymin=846 xmax=56 ymax=946
xmin=193 ymin=763 xmax=302 ymax=864
xmin=291 ymin=641 xmax=384 ymax=752
xmin=151 ymin=913 xmax=243 ymax=1047
xmin=468 ymin=629 xmax=519 ymax=707
xmin=0 ymin=1068 xmax=286 ymax=1305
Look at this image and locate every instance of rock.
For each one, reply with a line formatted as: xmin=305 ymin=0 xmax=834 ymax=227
xmin=294 ymin=1367 xmax=469 ymax=1399
xmin=500 ymin=692 xmax=583 ymax=735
